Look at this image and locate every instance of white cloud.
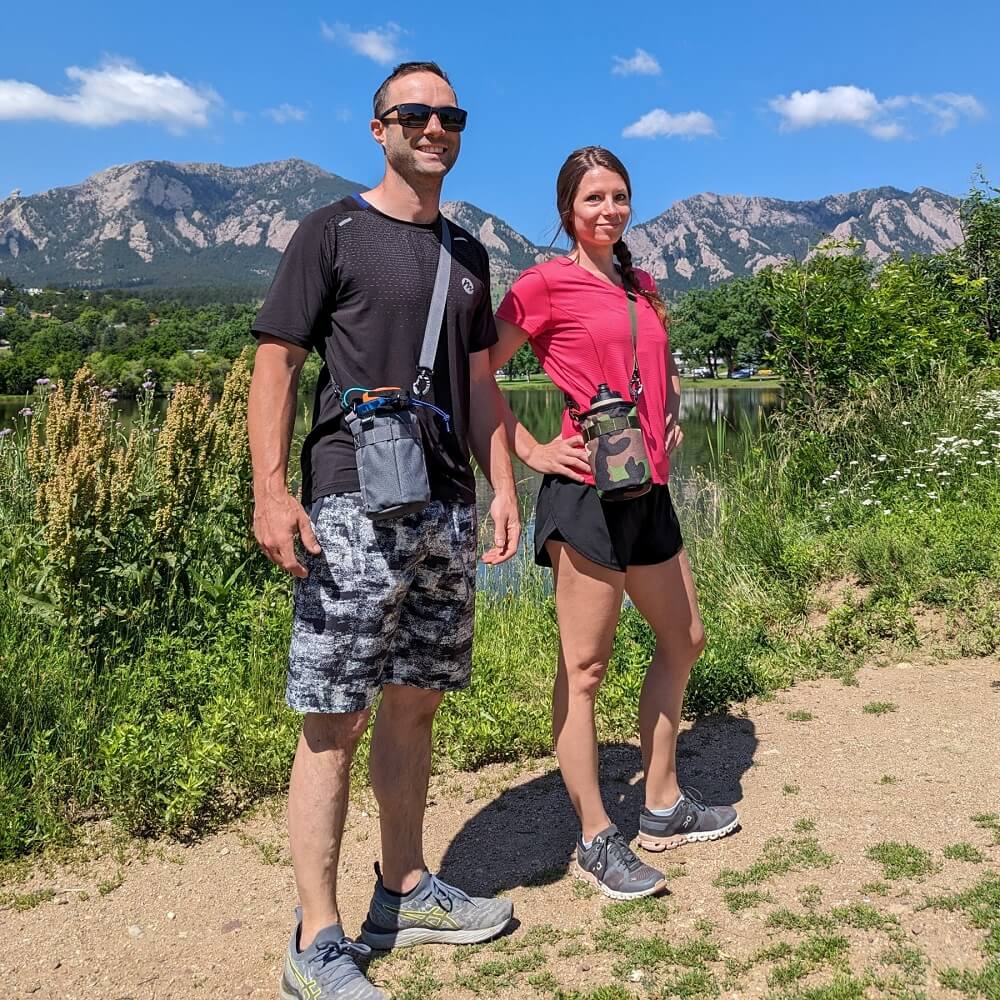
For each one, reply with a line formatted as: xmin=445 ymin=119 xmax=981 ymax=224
xmin=770 ymin=85 xmax=881 ymax=130
xmin=770 ymin=84 xmax=985 ymax=140
xmin=622 ymin=109 xmax=716 ymax=139
xmin=264 ymin=103 xmax=307 ymax=124
xmin=868 ymin=121 xmax=907 ymax=141
xmin=612 ymin=49 xmax=661 ymax=76
xmin=321 ymin=21 xmax=404 ymax=65
xmin=0 ymin=60 xmax=217 ymax=132
xmin=901 ymin=93 xmax=986 ymax=133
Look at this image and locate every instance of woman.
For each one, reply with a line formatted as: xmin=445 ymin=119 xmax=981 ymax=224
xmin=491 ymin=147 xmax=738 ymax=900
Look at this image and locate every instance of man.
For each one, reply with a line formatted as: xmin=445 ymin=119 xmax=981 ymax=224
xmin=248 ymin=61 xmax=520 ymax=1000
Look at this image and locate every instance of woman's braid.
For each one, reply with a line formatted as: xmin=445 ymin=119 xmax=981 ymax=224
xmin=614 ymin=238 xmax=669 ymax=329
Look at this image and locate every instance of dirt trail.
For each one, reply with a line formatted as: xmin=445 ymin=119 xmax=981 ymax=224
xmin=3 ymin=654 xmax=998 ymax=999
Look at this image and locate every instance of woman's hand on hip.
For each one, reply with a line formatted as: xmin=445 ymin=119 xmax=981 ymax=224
xmin=527 ymin=434 xmax=590 ymax=481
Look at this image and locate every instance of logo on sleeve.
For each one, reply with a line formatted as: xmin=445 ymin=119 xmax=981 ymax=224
xmin=461 ymin=277 xmax=475 ymax=295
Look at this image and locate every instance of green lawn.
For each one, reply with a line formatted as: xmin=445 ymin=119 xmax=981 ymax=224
xmin=681 ymin=376 xmax=782 ymax=389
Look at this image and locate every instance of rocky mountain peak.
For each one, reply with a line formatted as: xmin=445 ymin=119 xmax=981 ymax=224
xmin=0 ymin=159 xmax=964 ymax=295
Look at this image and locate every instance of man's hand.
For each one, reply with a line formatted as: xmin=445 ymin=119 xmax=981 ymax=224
xmin=481 ymin=490 xmax=521 ymax=565
xmin=664 ymin=412 xmax=684 ymax=456
xmin=527 ymin=434 xmax=591 ymax=481
xmin=253 ymin=491 xmax=322 ymax=578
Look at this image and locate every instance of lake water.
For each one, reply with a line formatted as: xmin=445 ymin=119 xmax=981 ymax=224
xmin=479 ymin=384 xmax=779 ymax=513
xmin=2 ymin=383 xmax=780 ymax=558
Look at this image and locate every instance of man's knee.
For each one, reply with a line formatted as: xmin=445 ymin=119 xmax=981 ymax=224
xmin=302 ymin=708 xmax=372 ymax=752
xmin=378 ymin=685 xmax=444 ymax=727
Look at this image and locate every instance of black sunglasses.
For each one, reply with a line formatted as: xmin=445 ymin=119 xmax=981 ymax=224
xmin=378 ymin=103 xmax=468 ymax=132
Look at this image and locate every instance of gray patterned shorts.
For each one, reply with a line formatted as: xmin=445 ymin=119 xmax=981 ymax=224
xmin=287 ymin=492 xmax=477 ymax=714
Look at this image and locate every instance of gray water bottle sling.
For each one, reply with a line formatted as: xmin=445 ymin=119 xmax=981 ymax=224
xmin=339 ymin=219 xmax=453 ymax=520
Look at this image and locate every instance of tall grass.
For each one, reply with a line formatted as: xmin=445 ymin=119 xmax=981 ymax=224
xmin=2 ymin=362 xmax=999 ymax=862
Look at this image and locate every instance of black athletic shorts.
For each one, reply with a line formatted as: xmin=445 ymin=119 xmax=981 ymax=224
xmin=533 ymin=475 xmax=684 ymax=573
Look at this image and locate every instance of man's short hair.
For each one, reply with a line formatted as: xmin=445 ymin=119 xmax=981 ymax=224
xmin=372 ymin=61 xmax=453 ymax=118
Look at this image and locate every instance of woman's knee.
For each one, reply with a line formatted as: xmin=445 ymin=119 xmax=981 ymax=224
xmin=562 ymin=657 xmax=609 ymax=698
xmin=690 ymin=623 xmax=707 ymax=660
xmin=652 ymin=622 xmax=706 ymax=669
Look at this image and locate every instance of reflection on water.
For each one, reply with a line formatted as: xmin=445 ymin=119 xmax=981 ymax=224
xmin=475 ymin=385 xmax=780 ymax=520
xmin=471 ymin=385 xmax=780 ymax=591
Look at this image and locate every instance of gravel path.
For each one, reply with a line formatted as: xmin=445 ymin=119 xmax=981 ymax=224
xmin=3 ymin=654 xmax=998 ymax=999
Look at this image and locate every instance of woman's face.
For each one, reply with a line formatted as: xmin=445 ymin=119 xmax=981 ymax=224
xmin=570 ymin=166 xmax=631 ymax=250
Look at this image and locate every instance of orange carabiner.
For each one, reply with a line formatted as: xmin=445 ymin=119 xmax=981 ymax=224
xmin=361 ymin=386 xmax=402 ymax=402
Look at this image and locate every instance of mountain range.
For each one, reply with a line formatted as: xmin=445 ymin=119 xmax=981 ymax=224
xmin=0 ymin=159 xmax=965 ymax=298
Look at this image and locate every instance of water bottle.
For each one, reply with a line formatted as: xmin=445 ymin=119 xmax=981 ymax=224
xmin=579 ymin=383 xmax=652 ymax=500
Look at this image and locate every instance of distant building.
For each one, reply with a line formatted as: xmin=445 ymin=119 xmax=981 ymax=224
xmin=0 ymin=339 xmax=10 ymax=352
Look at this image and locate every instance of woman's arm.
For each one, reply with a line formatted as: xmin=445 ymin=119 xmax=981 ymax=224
xmin=664 ymin=350 xmax=684 ymax=455
xmin=490 ymin=319 xmax=590 ymax=480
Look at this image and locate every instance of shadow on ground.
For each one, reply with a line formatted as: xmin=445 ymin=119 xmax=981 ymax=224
xmin=438 ymin=714 xmax=757 ymax=896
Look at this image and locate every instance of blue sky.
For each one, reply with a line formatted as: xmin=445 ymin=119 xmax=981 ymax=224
xmin=2 ymin=0 xmax=997 ymax=243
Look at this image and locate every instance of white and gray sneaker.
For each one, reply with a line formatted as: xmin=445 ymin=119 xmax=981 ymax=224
xmin=361 ymin=863 xmax=513 ymax=949
xmin=637 ymin=789 xmax=740 ymax=852
xmin=280 ymin=907 xmax=386 ymax=1000
xmin=575 ymin=824 xmax=667 ymax=900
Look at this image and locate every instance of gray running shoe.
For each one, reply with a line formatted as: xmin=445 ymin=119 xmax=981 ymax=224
xmin=575 ymin=824 xmax=666 ymax=900
xmin=279 ymin=907 xmax=386 ymax=1000
xmin=361 ymin=863 xmax=513 ymax=949
xmin=637 ymin=789 xmax=740 ymax=852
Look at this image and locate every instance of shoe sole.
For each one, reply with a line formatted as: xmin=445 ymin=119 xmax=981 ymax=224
xmin=573 ymin=861 xmax=666 ymax=901
xmin=636 ymin=815 xmax=741 ymax=852
xmin=360 ymin=916 xmax=512 ymax=950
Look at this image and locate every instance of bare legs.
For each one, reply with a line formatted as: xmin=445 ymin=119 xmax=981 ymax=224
xmin=549 ymin=542 xmax=626 ymax=842
xmin=288 ymin=710 xmax=370 ymax=949
xmin=547 ymin=541 xmax=706 ymax=837
xmin=369 ymin=685 xmax=444 ymax=893
xmin=626 ymin=551 xmax=706 ymax=809
xmin=288 ymin=684 xmax=442 ymax=949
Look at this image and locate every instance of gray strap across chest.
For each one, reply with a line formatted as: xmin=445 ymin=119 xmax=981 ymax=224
xmin=412 ymin=218 xmax=453 ymax=397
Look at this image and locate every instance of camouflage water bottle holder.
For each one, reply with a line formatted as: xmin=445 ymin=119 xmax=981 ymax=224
xmin=578 ymin=405 xmax=652 ymax=501
xmin=566 ymin=289 xmax=652 ymax=501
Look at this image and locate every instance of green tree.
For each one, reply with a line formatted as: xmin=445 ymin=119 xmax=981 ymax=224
xmin=505 ymin=341 xmax=542 ymax=378
xmin=762 ymin=240 xmax=995 ymax=414
xmin=670 ymin=277 xmax=770 ymax=376
xmin=959 ymin=169 xmax=1000 ymax=343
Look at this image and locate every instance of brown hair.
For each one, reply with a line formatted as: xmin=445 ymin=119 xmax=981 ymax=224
xmin=373 ymin=61 xmax=453 ymax=118
xmin=555 ymin=146 xmax=668 ymax=328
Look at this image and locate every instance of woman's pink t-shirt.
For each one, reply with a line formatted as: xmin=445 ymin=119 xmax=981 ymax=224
xmin=496 ymin=257 xmax=672 ymax=485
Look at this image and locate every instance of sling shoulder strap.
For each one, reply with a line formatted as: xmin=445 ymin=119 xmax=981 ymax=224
xmin=330 ymin=213 xmax=453 ymax=403
xmin=412 ymin=217 xmax=453 ymax=397
xmin=626 ymin=290 xmax=643 ymax=402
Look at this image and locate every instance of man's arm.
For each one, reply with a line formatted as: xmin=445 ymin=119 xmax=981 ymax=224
xmin=248 ymin=336 xmax=322 ymax=577
xmin=467 ymin=349 xmax=521 ymax=565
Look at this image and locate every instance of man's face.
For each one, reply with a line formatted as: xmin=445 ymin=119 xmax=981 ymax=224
xmin=372 ymin=72 xmax=461 ymax=182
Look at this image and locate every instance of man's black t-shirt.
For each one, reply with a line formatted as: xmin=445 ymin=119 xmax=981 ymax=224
xmin=253 ymin=196 xmax=497 ymax=506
